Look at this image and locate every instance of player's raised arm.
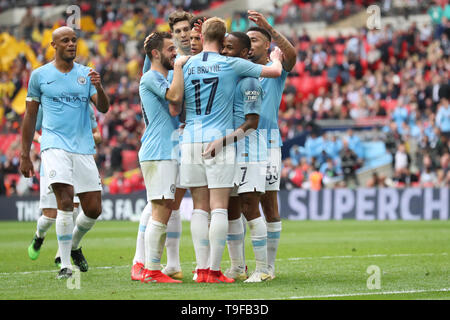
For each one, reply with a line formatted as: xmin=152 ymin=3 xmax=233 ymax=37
xmin=248 ymin=10 xmax=296 ymax=72
xmin=89 ymin=69 xmax=110 ymax=113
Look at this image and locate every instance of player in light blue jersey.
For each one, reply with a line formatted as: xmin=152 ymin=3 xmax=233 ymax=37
xmin=28 ymin=105 xmax=101 ymax=268
xmin=137 ymin=32 xmax=189 ymax=284
xmin=179 ymin=17 xmax=284 ymax=283
xmin=20 ymin=26 xmax=110 ymax=279
xmin=221 ymin=32 xmax=272 ymax=283
xmin=247 ymin=11 xmax=297 ymax=280
xmin=132 ymin=11 xmax=196 ymax=282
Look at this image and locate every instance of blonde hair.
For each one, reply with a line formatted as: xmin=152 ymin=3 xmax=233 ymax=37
xmin=202 ymin=17 xmax=226 ymax=44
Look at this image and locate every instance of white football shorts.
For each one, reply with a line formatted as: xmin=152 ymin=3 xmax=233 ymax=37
xmin=180 ymin=142 xmax=235 ymax=189
xmin=231 ymin=161 xmax=267 ymax=196
xmin=140 ymin=159 xmax=178 ymax=201
xmin=41 ymin=148 xmax=102 ymax=195
xmin=265 ymin=147 xmax=282 ymax=191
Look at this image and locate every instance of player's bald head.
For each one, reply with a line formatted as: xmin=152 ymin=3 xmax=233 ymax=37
xmin=52 ymin=26 xmax=76 ymax=41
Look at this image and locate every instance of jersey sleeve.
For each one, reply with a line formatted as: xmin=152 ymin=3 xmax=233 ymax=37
xmin=143 ymin=55 xmax=151 ymax=74
xmin=89 ymin=105 xmax=98 ymax=129
xmin=228 ymin=57 xmax=263 ymax=79
xmin=240 ymin=77 xmax=263 ymax=116
xmin=143 ymin=72 xmax=169 ymax=100
xmin=35 ymin=105 xmax=43 ymax=131
xmin=89 ymin=77 xmax=98 ymax=98
xmin=26 ymin=70 xmax=41 ymax=102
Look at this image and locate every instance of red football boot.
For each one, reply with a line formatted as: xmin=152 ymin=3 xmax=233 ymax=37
xmin=195 ymin=268 xmax=210 ymax=283
xmin=206 ymin=269 xmax=235 ymax=283
xmin=140 ymin=269 xmax=182 ymax=283
xmin=131 ymin=262 xmax=144 ymax=281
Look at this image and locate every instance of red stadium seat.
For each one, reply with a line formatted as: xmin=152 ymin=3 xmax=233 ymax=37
xmin=335 ymin=44 xmax=345 ymax=54
xmin=295 ymin=61 xmax=305 ymax=75
xmin=121 ymin=150 xmax=138 ymax=171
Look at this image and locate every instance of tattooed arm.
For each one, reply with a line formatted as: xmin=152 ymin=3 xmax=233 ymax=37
xmin=248 ymin=10 xmax=297 ymax=72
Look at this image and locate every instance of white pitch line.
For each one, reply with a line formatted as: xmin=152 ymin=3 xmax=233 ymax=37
xmin=286 ymin=252 xmax=448 ymax=261
xmin=269 ymin=288 xmax=450 ymax=300
xmin=0 ymin=252 xmax=447 ymax=277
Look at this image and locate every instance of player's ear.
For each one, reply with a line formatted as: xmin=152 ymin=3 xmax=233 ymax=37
xmin=241 ymin=48 xmax=249 ymax=59
xmin=51 ymin=40 xmax=56 ymax=50
xmin=151 ymin=48 xmax=160 ymax=61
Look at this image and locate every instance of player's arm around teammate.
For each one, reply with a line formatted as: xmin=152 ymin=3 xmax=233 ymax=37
xmin=201 ymin=46 xmax=283 ymax=159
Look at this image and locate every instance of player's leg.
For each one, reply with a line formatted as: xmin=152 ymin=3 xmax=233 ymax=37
xmin=161 ymin=187 xmax=186 ymax=279
xmin=260 ymin=190 xmax=281 ymax=279
xmin=28 ymin=208 xmax=56 ymax=260
xmin=241 ymin=191 xmax=270 ymax=283
xmin=55 ymin=196 xmax=81 ymax=268
xmin=140 ymin=160 xmax=181 ymax=283
xmin=206 ymin=187 xmax=234 ymax=283
xmin=131 ymin=201 xmax=152 ymax=280
xmin=261 ymin=148 xmax=282 ymax=280
xmin=70 ymin=152 xmax=103 ymax=272
xmin=189 ymin=186 xmax=210 ymax=282
xmin=29 ymin=173 xmax=57 ymax=261
xmin=141 ymin=199 xmax=180 ymax=283
xmin=52 ymin=182 xmax=75 ymax=279
xmin=72 ymin=191 xmax=101 ymax=272
xmin=225 ymin=193 xmax=247 ymax=280
xmin=180 ymin=142 xmax=210 ymax=282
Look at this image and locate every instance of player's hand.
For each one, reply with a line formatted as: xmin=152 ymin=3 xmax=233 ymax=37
xmin=19 ymin=155 xmax=34 ymax=178
xmin=175 ymin=55 xmax=191 ymax=67
xmin=202 ymin=139 xmax=223 ymax=159
xmin=193 ymin=17 xmax=207 ymax=34
xmin=248 ymin=10 xmax=271 ymax=30
xmin=88 ymin=69 xmax=102 ymax=89
xmin=270 ymin=46 xmax=283 ymax=62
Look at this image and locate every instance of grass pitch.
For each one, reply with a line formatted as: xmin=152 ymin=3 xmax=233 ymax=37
xmin=0 ymin=220 xmax=449 ymax=300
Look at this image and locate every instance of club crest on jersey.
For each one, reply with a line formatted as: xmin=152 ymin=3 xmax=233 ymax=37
xmin=78 ymin=76 xmax=87 ymax=85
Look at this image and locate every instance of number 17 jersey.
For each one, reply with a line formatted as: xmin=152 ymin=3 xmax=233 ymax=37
xmin=182 ymin=52 xmax=263 ymax=144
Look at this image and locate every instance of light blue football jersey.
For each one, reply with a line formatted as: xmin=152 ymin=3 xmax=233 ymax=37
xmin=36 ymin=104 xmax=98 ymax=176
xmin=139 ymin=70 xmax=179 ymax=162
xmin=258 ymin=61 xmax=289 ymax=149
xmin=182 ymin=52 xmax=263 ymax=144
xmin=27 ymin=62 xmax=98 ymax=155
xmin=36 ymin=104 xmax=97 ymax=134
xmin=233 ymin=77 xmax=267 ymax=163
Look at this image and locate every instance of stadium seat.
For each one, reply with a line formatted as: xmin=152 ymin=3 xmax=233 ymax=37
xmin=121 ymin=150 xmax=138 ymax=171
xmin=335 ymin=44 xmax=345 ymax=54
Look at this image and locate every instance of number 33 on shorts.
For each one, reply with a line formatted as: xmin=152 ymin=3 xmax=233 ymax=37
xmin=266 ymin=165 xmax=279 ymax=184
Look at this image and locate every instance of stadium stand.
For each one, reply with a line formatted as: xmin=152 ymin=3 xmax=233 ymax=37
xmin=0 ymin=0 xmax=449 ymax=195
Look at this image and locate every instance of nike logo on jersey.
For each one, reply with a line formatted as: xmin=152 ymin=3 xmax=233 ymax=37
xmin=46 ymin=80 xmax=56 ymax=85
xmin=239 ymin=181 xmax=248 ymax=187
xmin=268 ymin=180 xmax=278 ymax=185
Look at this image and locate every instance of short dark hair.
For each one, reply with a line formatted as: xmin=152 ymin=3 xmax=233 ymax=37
xmin=144 ymin=32 xmax=172 ymax=60
xmin=229 ymin=32 xmax=251 ymax=51
xmin=190 ymin=16 xmax=209 ymax=29
xmin=168 ymin=11 xmax=193 ymax=31
xmin=247 ymin=26 xmax=271 ymax=43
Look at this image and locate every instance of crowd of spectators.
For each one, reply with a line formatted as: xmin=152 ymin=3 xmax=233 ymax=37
xmin=278 ymin=1 xmax=450 ymax=190
xmin=0 ymin=1 xmax=449 ymax=196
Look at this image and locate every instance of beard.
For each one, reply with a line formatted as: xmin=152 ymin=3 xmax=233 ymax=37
xmin=161 ymin=54 xmax=174 ymax=70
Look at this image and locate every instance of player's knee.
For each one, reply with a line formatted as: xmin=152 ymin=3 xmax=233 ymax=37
xmin=84 ymin=204 xmax=102 ymax=219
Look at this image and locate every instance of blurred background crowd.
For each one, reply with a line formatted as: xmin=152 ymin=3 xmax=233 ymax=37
xmin=0 ymin=0 xmax=449 ymax=196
